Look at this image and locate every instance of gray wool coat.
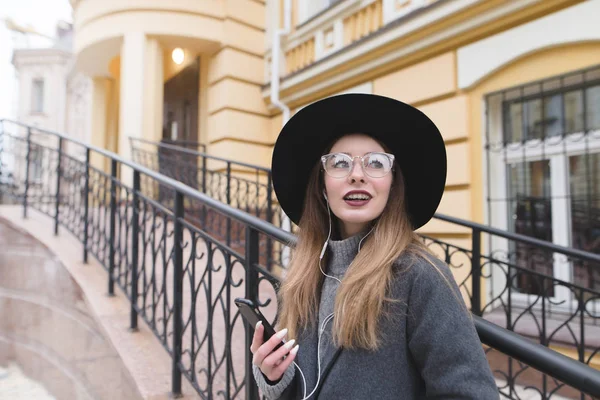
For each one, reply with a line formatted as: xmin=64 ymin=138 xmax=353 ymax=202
xmin=253 ymin=235 xmax=499 ymax=400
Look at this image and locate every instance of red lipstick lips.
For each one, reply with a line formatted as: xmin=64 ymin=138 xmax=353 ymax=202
xmin=343 ymin=190 xmax=372 ymax=206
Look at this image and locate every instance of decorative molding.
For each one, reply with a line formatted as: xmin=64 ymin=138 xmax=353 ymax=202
xmin=343 ymin=0 xmax=383 ymax=46
xmin=283 ymin=0 xmax=378 ymax=50
xmin=262 ymin=0 xmax=558 ymax=106
xmin=456 ymin=0 xmax=600 ymax=89
xmin=285 ymin=38 xmax=316 ymax=74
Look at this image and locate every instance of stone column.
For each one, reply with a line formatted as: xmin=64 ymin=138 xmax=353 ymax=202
xmin=144 ymin=38 xmax=164 ymax=143
xmin=118 ymin=32 xmax=146 ymax=165
xmin=90 ymin=77 xmax=108 ymax=172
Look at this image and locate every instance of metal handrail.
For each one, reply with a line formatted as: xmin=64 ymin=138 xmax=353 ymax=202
xmin=129 ymin=131 xmax=600 ymax=265
xmin=474 ymin=316 xmax=600 ymax=396
xmin=1 ymin=119 xmax=286 ymax=239
xmin=129 ymin=136 xmax=272 ymax=173
xmin=2 ymin=118 xmax=600 ymax=397
xmin=435 ymin=213 xmax=600 ymax=264
xmin=160 ymin=138 xmax=206 ymax=152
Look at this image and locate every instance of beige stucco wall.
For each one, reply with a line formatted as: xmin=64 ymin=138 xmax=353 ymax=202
xmin=205 ymin=9 xmax=268 ymax=166
xmin=373 ymin=52 xmax=457 ymax=104
xmin=372 ymin=51 xmax=472 ymax=237
xmin=73 ymin=0 xmax=269 ymax=174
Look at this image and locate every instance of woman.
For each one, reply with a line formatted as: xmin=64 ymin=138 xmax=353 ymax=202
xmin=250 ymin=94 xmax=499 ymax=399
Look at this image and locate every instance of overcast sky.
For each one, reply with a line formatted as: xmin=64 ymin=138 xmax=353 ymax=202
xmin=1 ymin=0 xmax=72 ymax=35
xmin=0 ymin=0 xmax=73 ymax=119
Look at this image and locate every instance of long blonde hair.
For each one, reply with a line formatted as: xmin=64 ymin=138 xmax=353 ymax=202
xmin=277 ymin=138 xmax=437 ymax=350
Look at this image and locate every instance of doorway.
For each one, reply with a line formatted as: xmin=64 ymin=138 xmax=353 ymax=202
xmin=159 ymin=56 xmax=200 ymax=193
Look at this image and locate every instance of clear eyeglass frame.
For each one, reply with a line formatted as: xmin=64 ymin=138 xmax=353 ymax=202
xmin=320 ymin=151 xmax=395 ymax=179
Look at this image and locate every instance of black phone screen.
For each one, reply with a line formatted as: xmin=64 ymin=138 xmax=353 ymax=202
xmin=234 ymin=298 xmax=283 ymax=350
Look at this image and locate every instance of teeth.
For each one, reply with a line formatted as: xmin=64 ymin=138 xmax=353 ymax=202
xmin=345 ymin=194 xmax=370 ymax=200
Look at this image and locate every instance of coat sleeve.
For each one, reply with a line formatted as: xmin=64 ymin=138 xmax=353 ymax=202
xmin=252 ymin=363 xmax=296 ymax=400
xmin=405 ymin=256 xmax=500 ymax=400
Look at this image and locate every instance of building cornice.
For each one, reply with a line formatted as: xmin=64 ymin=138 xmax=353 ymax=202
xmin=261 ymin=0 xmax=582 ymax=110
xmin=12 ymin=48 xmax=72 ymax=68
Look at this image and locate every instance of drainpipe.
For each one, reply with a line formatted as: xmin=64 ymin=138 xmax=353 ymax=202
xmin=270 ymin=0 xmax=292 ymax=124
xmin=271 ymin=0 xmax=292 ymax=264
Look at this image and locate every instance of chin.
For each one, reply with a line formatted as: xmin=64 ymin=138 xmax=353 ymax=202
xmin=338 ymin=212 xmax=379 ymax=225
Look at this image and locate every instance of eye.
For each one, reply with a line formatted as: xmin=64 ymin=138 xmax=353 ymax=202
xmin=368 ymin=159 xmax=384 ymax=168
xmin=329 ymin=155 xmax=350 ymax=169
xmin=366 ymin=154 xmax=387 ymax=169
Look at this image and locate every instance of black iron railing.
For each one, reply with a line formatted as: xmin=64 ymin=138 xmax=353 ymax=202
xmin=131 ymin=136 xmax=600 ymax=396
xmin=2 ymin=119 xmax=600 ymax=399
xmin=130 ymin=137 xmax=281 ymax=271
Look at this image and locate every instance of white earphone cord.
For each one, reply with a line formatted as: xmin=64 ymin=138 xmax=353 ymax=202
xmin=292 ymin=196 xmax=374 ymax=400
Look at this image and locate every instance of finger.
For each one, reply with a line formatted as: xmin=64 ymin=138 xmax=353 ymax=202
xmin=250 ymin=321 xmax=264 ymax=354
xmin=263 ymin=338 xmax=296 ymax=368
xmin=253 ymin=328 xmax=288 ymax=367
xmin=267 ymin=344 xmax=299 ymax=382
xmin=262 ymin=340 xmax=296 ymax=381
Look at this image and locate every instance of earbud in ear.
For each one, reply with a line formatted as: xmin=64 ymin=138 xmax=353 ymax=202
xmin=322 ymin=190 xmax=328 ymax=201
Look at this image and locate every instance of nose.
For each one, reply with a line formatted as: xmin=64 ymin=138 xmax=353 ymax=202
xmin=348 ymin=158 xmax=366 ymax=183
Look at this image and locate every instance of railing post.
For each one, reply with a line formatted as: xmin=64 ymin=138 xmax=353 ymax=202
xmin=83 ymin=148 xmax=90 ymax=263
xmin=471 ymin=228 xmax=482 ymax=316
xmin=245 ymin=225 xmax=260 ymax=400
xmin=226 ymin=162 xmax=231 ymax=246
xmin=172 ymin=190 xmax=184 ymax=396
xmin=54 ymin=137 xmax=63 ymax=235
xmin=201 ymin=156 xmax=207 ymax=226
xmin=266 ymin=174 xmax=274 ymax=271
xmin=23 ymin=127 xmax=32 ymax=219
xmin=130 ymin=169 xmax=140 ymax=331
xmin=108 ymin=159 xmax=117 ymax=296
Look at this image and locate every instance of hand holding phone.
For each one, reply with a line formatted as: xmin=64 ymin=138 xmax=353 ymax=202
xmin=234 ymin=298 xmax=282 ymax=349
xmin=235 ymin=298 xmax=299 ymax=382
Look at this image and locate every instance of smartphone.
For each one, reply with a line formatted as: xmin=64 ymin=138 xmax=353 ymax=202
xmin=234 ymin=298 xmax=283 ymax=351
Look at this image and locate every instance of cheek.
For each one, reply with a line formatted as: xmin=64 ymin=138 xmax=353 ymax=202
xmin=324 ymin=177 xmax=343 ymax=197
xmin=374 ymin=178 xmax=393 ymax=203
xmin=375 ymin=180 xmax=392 ymax=209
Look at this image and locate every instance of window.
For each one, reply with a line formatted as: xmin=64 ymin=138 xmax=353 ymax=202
xmin=502 ymin=85 xmax=600 ymax=144
xmin=486 ymin=64 xmax=600 ymax=301
xmin=587 ymin=85 xmax=600 ymax=130
xmin=31 ymin=79 xmax=44 ymax=113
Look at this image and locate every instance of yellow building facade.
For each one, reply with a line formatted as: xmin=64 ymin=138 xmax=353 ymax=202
xmin=71 ymin=0 xmax=600 ymax=247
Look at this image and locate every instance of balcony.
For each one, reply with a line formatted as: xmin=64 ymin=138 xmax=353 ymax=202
xmin=263 ymin=0 xmax=578 ymax=108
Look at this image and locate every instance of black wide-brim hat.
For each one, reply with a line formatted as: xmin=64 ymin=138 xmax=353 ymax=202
xmin=271 ymin=93 xmax=446 ymax=230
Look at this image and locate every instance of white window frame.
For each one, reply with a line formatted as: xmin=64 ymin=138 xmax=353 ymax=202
xmin=484 ymin=94 xmax=600 ymax=317
xmin=294 ymin=81 xmax=373 ymax=113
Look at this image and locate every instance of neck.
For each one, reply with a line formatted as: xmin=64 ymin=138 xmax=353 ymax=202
xmin=340 ymin=222 xmax=368 ymax=239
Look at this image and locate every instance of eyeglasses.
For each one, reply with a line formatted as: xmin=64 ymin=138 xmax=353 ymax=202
xmin=321 ymin=152 xmax=395 ymax=179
